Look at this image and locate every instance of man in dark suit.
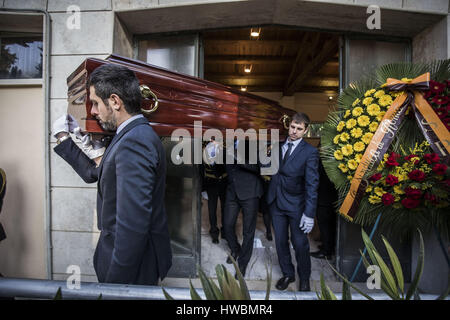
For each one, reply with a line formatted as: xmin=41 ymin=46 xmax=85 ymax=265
xmin=53 ymin=64 xmax=172 ymax=285
xmin=0 ymin=168 xmax=6 ymax=243
xmin=223 ymin=139 xmax=263 ymax=278
xmin=267 ymin=112 xmax=319 ymax=292
xmin=311 ymin=157 xmax=338 ymax=260
xmin=201 ymin=138 xmax=227 ymax=244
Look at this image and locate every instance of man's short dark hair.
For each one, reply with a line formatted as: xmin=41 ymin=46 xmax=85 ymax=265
xmin=87 ymin=64 xmax=142 ymax=115
xmin=291 ymin=112 xmax=311 ymax=129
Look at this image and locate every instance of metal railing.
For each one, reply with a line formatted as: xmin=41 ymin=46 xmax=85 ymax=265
xmin=0 ymin=277 xmax=446 ymax=300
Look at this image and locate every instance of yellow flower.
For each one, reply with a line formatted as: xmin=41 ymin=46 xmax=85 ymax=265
xmin=369 ymin=195 xmax=381 ymax=204
xmin=355 ymin=153 xmax=363 ymax=163
xmin=338 ymin=163 xmax=348 ymax=173
xmin=341 ymin=144 xmax=354 ymax=156
xmin=391 ymin=91 xmax=404 ymax=98
xmin=347 ymin=175 xmax=353 ymax=181
xmin=346 ymin=118 xmax=357 ymax=129
xmin=374 ymin=90 xmax=385 ymax=98
xmin=374 ymin=187 xmax=385 ymax=197
xmin=354 ymin=141 xmax=365 ymax=152
xmin=394 ymin=185 xmax=404 ymax=195
xmin=367 ymin=104 xmax=380 ymax=116
xmin=344 ymin=110 xmax=351 ymax=118
xmin=376 ymin=111 xmax=386 ymax=122
xmin=378 ymin=94 xmax=393 ymax=107
xmin=352 ymin=107 xmax=364 ymax=117
xmin=383 ymin=153 xmax=389 ymax=161
xmin=366 ymin=185 xmax=373 ymax=193
xmin=364 ymin=89 xmax=376 ymax=97
xmin=369 ymin=122 xmax=379 ymax=132
xmin=362 ymin=132 xmax=374 ymax=144
xmin=421 ymin=182 xmax=432 ymax=190
xmin=357 ymin=115 xmax=370 ymax=127
xmin=352 ymin=98 xmax=360 ymax=107
xmin=337 ymin=121 xmax=345 ymax=132
xmin=401 ymin=77 xmax=412 ymax=83
xmin=420 ymin=164 xmax=432 ymax=174
xmin=347 ymin=159 xmax=358 ymax=171
xmin=333 ymin=135 xmax=340 ymax=144
xmin=334 ymin=150 xmax=344 ymax=161
xmin=350 ymin=127 xmax=363 ymax=138
xmin=363 ymin=97 xmax=374 ymax=106
xmin=340 ymin=132 xmax=350 ymax=142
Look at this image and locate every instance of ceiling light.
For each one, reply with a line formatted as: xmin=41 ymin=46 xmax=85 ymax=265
xmin=328 ymin=96 xmax=333 ymax=100
xmin=240 ymin=86 xmax=247 ymax=92
xmin=250 ymin=28 xmax=261 ymax=37
xmin=244 ymin=65 xmax=252 ymax=73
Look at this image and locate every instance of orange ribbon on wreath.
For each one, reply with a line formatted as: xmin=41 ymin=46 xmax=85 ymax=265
xmin=339 ymin=73 xmax=450 ymax=221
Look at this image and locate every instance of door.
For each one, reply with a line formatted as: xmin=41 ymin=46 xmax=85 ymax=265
xmin=337 ymin=35 xmax=412 ymax=282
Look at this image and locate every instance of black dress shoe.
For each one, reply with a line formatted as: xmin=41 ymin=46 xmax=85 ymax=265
xmin=275 ymin=276 xmax=295 ymax=290
xmin=310 ymin=250 xmax=332 ymax=260
xmin=266 ymin=232 xmax=273 ymax=241
xmin=298 ymin=280 xmax=310 ymax=292
xmin=226 ymin=251 xmax=239 ymax=264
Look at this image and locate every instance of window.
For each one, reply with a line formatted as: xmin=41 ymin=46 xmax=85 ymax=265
xmin=0 ymin=33 xmax=43 ymax=79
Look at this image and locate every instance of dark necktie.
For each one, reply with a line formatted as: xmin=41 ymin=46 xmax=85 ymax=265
xmin=282 ymin=142 xmax=293 ymax=166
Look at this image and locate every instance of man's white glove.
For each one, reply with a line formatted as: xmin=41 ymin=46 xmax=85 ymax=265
xmin=78 ymin=133 xmax=106 ymax=160
xmin=52 ymin=114 xmax=80 ymax=138
xmin=299 ymin=214 xmax=314 ymax=234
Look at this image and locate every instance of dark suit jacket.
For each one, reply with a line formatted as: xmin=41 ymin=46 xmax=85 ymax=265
xmin=225 ymin=140 xmax=263 ymax=201
xmin=267 ymin=139 xmax=319 ymax=218
xmin=54 ymin=117 xmax=172 ymax=285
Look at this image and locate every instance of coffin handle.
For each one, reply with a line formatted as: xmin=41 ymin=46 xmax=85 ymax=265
xmin=139 ymin=85 xmax=159 ymax=114
xmin=280 ymin=114 xmax=291 ymax=130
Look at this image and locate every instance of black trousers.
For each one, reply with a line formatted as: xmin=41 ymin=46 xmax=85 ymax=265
xmin=271 ymin=202 xmax=311 ymax=281
xmin=205 ymin=179 xmax=227 ymax=237
xmin=260 ymin=180 xmax=272 ymax=234
xmin=223 ymin=188 xmax=259 ymax=270
xmin=316 ymin=204 xmax=337 ymax=255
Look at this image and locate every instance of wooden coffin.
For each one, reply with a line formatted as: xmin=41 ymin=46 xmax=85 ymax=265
xmin=67 ymin=54 xmax=295 ymax=138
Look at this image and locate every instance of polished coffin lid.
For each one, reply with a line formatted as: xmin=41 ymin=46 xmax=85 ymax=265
xmin=67 ymin=54 xmax=295 ymax=137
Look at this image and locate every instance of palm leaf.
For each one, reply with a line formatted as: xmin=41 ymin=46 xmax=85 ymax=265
xmin=406 ymin=229 xmax=425 ymax=300
xmin=382 ymin=235 xmax=405 ymax=297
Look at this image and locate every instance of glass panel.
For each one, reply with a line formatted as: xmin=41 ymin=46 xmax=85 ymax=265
xmin=137 ymin=35 xmax=198 ymax=77
xmin=0 ymin=35 xmax=43 ymax=79
xmin=161 ymin=137 xmax=196 ymax=256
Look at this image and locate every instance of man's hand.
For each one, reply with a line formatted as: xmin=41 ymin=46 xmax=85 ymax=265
xmin=299 ymin=214 xmax=314 ymax=234
xmin=52 ymin=114 xmax=80 ymax=138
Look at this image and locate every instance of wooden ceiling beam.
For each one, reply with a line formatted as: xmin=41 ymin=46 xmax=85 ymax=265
xmin=284 ymin=36 xmax=339 ymax=96
xmin=204 ymin=55 xmax=295 ymax=65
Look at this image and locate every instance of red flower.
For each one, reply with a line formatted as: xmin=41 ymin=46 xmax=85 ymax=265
xmin=432 ymin=96 xmax=449 ymax=105
xmin=385 ymin=174 xmax=399 ymax=186
xmin=424 ymin=153 xmax=440 ymax=164
xmin=429 ymin=80 xmax=446 ymax=94
xmin=369 ymin=173 xmax=382 ymax=182
xmin=432 ymin=163 xmax=447 ymax=175
xmin=423 ymin=90 xmax=432 ymax=99
xmin=405 ymin=187 xmax=422 ymax=200
xmin=382 ymin=193 xmax=395 ymax=206
xmin=408 ymin=169 xmax=426 ymax=182
xmin=401 ymin=198 xmax=421 ymax=209
xmin=404 ymin=154 xmax=419 ymax=165
xmin=386 ymin=152 xmax=400 ymax=167
xmin=424 ymin=192 xmax=439 ymax=205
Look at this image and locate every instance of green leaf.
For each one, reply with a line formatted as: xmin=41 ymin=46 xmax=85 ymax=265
xmin=372 ymin=248 xmax=400 ymax=299
xmin=320 ymin=273 xmax=337 ymax=300
xmin=198 ymin=267 xmax=218 ymax=300
xmin=326 ymin=260 xmax=374 ymax=300
xmin=229 ymin=253 xmax=251 ymax=300
xmin=53 ymin=287 xmax=62 ymax=300
xmin=342 ymin=277 xmax=352 ymax=300
xmin=406 ymin=229 xmax=425 ymax=300
xmin=162 ymin=287 xmax=174 ymax=300
xmin=382 ymin=235 xmax=405 ymax=297
xmin=189 ymin=279 xmax=203 ymax=300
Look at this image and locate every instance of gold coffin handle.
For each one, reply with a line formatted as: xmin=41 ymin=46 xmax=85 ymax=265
xmin=279 ymin=114 xmax=291 ymax=130
xmin=139 ymin=84 xmax=159 ymax=115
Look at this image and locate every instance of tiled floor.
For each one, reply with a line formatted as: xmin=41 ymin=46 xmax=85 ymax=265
xmin=184 ymin=198 xmax=338 ymax=292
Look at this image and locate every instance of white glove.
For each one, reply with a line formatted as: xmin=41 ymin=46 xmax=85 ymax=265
xmin=79 ymin=134 xmax=106 ymax=159
xmin=201 ymin=191 xmax=209 ymax=200
xmin=299 ymin=214 xmax=314 ymax=234
xmin=52 ymin=114 xmax=80 ymax=138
